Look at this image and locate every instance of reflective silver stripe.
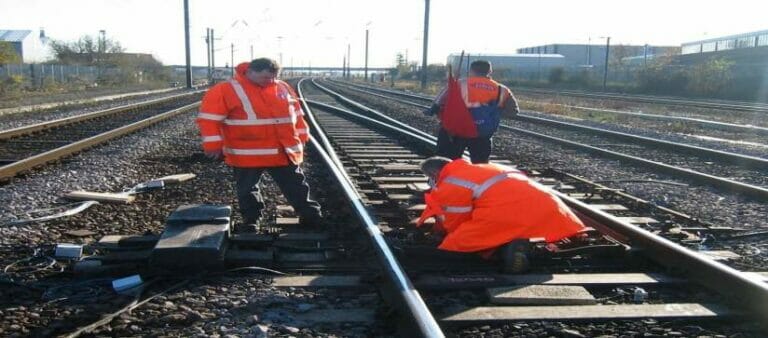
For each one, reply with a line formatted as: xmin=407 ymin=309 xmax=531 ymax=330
xmin=296 ymin=128 xmax=308 ymax=134
xmin=229 ymin=79 xmax=258 ymax=120
xmin=287 ymin=105 xmax=299 ymax=123
xmin=473 ymin=172 xmax=510 ymax=199
xmin=198 ymin=112 xmax=226 ymax=121
xmin=443 ymin=205 xmax=473 ymax=213
xmin=224 ymin=117 xmax=294 ymax=125
xmin=444 ymin=176 xmax=478 ymax=191
xmin=284 ymin=144 xmax=303 ymax=154
xmin=202 ymin=135 xmax=222 ymax=142
xmin=224 ymin=147 xmax=279 ymax=155
xmin=444 ymin=170 xmax=520 ymax=199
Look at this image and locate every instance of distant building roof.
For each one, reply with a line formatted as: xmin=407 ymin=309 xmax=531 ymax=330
xmin=682 ymin=29 xmax=768 ymax=46
xmin=0 ymin=30 xmax=32 ymax=42
xmin=448 ymin=53 xmax=565 ymax=59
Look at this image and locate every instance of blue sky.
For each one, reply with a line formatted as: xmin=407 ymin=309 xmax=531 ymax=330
xmin=1 ymin=0 xmax=766 ymax=67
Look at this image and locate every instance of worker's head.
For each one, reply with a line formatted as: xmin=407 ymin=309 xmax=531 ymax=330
xmin=420 ymin=156 xmax=452 ymax=181
xmin=246 ymin=58 xmax=280 ymax=86
xmin=469 ymin=60 xmax=492 ymax=77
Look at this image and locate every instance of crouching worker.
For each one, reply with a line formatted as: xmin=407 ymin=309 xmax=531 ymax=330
xmin=416 ymin=156 xmax=586 ymax=273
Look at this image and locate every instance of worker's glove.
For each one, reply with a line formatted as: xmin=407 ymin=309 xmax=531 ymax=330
xmin=423 ymin=104 xmax=440 ymax=116
xmin=204 ymin=150 xmax=224 ymax=160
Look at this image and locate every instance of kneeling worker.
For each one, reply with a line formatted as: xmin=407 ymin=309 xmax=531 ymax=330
xmin=416 ymin=156 xmax=586 ymax=272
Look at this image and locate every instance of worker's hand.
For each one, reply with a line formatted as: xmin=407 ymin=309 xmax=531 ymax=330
xmin=204 ymin=150 xmax=223 ymax=160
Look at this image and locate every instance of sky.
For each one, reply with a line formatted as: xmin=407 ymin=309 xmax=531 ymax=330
xmin=1 ymin=0 xmax=766 ymax=68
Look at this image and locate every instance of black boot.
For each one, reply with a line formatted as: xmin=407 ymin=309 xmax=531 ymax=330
xmin=500 ymin=239 xmax=530 ymax=274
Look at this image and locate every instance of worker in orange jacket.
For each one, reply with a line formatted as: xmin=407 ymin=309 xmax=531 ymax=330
xmin=417 ymin=157 xmax=586 ymax=272
xmin=196 ymin=58 xmax=322 ymax=231
xmin=424 ymin=60 xmax=520 ymax=163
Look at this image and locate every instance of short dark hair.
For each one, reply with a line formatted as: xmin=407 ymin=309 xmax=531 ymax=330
xmin=470 ymin=60 xmax=491 ymax=76
xmin=420 ymin=156 xmax=452 ymax=177
xmin=249 ymin=58 xmax=280 ymax=73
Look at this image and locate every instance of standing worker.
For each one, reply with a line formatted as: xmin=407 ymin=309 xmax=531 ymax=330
xmin=196 ymin=58 xmax=322 ymax=231
xmin=416 ymin=157 xmax=586 ymax=272
xmin=424 ymin=60 xmax=520 ymax=163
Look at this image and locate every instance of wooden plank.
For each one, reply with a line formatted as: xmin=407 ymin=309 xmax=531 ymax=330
xmin=701 ymin=250 xmax=741 ymax=261
xmin=387 ymin=194 xmax=419 ymax=201
xmin=567 ymin=193 xmax=603 ymax=201
xmin=615 ymin=217 xmax=659 ymax=224
xmin=272 ymin=275 xmax=362 ymax=287
xmin=488 ymin=285 xmax=596 ymax=305
xmin=276 ymin=217 xmax=300 ymax=225
xmin=588 ymin=204 xmax=629 ymax=211
xmin=441 ymin=303 xmax=733 ymax=323
xmin=378 ymin=184 xmax=408 ymax=189
xmin=157 ymin=173 xmax=196 ymax=184
xmin=407 ymin=182 xmax=431 ymax=192
xmin=377 ymin=164 xmax=421 ymax=171
xmin=65 ymin=190 xmax=135 ymax=204
xmin=405 ymin=204 xmax=427 ymax=211
xmin=414 ymin=273 xmax=686 ymax=290
xmin=276 ymin=205 xmax=295 ymax=213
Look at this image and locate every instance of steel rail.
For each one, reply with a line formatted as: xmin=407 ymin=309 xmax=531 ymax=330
xmin=519 ymin=102 xmax=768 ymax=135
xmin=307 ymin=82 xmax=768 ymax=320
xmin=297 ymin=83 xmax=444 ymax=338
xmin=512 ymin=114 xmax=768 ymax=170
xmin=0 ymin=91 xmax=204 ymax=140
xmin=0 ymin=102 xmax=200 ymax=181
xmin=333 ymin=80 xmax=768 ymax=135
xmin=514 ymin=88 xmax=768 ymax=113
xmin=322 ymin=80 xmax=768 ymax=200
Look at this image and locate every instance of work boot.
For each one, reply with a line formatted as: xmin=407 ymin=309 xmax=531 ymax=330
xmin=500 ymin=239 xmax=530 ymax=274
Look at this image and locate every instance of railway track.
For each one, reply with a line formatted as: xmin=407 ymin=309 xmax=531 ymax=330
xmin=321 ymin=80 xmax=768 ymax=200
xmin=5 ymin=79 xmax=765 ymax=336
xmin=0 ymin=91 xmax=203 ymax=181
xmin=513 ymin=87 xmax=768 ymax=114
xmin=294 ymin=79 xmax=767 ymax=335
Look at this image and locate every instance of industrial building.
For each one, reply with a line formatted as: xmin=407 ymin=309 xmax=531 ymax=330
xmin=446 ymin=53 xmax=565 ymax=79
xmin=0 ymin=29 xmax=51 ymax=63
xmin=516 ymin=44 xmax=679 ymax=69
xmin=681 ymin=29 xmax=768 ymax=55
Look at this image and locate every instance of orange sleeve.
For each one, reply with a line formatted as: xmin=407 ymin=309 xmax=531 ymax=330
xmin=196 ymin=84 xmax=229 ymax=152
xmin=431 ymin=184 xmax=473 ymax=234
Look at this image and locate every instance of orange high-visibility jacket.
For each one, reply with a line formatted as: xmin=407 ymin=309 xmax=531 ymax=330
xmin=418 ymin=159 xmax=586 ymax=253
xmin=436 ymin=77 xmax=517 ymax=113
xmin=461 ymin=77 xmax=513 ymax=109
xmin=196 ymin=62 xmax=310 ymax=167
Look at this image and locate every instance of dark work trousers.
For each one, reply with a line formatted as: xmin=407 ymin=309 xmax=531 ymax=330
xmin=436 ymin=128 xmax=493 ymax=164
xmin=233 ymin=165 xmax=322 ymax=222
